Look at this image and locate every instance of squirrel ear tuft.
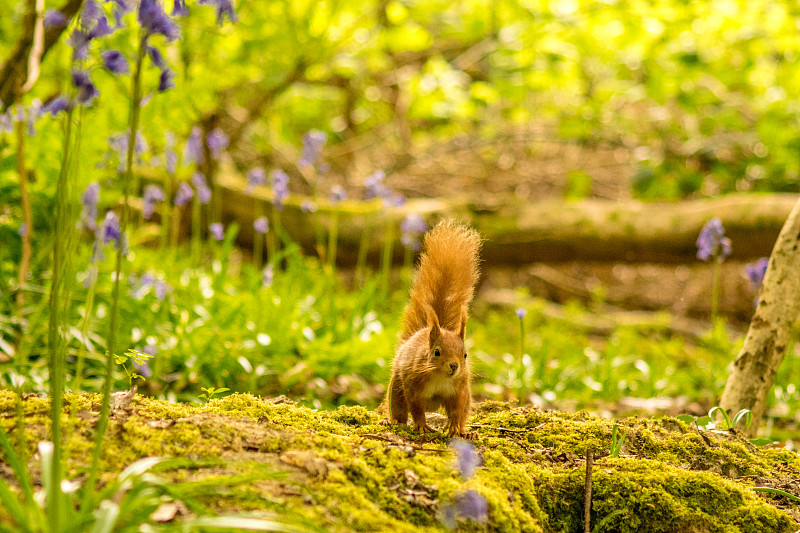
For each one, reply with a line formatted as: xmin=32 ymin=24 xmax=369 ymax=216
xmin=458 ymin=308 xmax=467 ymax=340
xmin=428 ymin=307 xmax=441 ymax=346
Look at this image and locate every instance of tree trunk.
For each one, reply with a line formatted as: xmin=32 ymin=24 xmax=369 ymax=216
xmin=719 ymin=198 xmax=800 ymax=432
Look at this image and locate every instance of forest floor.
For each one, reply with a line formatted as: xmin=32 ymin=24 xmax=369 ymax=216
xmin=2 ymin=391 xmax=799 ymax=532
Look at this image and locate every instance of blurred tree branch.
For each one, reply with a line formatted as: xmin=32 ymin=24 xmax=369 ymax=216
xmin=0 ymin=0 xmax=84 ymax=108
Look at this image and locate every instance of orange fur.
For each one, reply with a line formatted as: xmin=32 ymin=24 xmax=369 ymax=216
xmin=381 ymin=220 xmax=482 ymax=439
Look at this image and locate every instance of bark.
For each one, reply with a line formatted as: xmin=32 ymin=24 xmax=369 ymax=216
xmin=0 ymin=0 xmax=84 ymax=108
xmin=719 ymin=198 xmax=800 ymax=432
xmin=212 ymin=173 xmax=796 ymax=265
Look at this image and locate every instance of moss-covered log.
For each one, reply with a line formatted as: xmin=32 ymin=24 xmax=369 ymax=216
xmin=1 ymin=391 xmax=799 ymax=532
xmin=215 ymin=175 xmax=797 ymax=265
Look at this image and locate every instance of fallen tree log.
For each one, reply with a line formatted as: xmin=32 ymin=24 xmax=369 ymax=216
xmin=216 ymin=174 xmax=796 ymax=265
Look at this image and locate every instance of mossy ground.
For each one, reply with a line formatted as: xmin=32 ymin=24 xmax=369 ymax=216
xmin=1 ymin=390 xmax=798 ymax=532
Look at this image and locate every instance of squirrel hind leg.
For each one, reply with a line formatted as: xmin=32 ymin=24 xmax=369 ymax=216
xmin=385 ymin=376 xmax=409 ymax=425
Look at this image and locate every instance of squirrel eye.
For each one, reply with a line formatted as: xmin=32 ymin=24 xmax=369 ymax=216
xmin=464 ymin=352 xmax=468 ymax=359
xmin=434 ymin=348 xmax=441 ymax=357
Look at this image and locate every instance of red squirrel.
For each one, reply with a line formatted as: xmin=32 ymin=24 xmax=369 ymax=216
xmin=380 ymin=220 xmax=481 ymax=438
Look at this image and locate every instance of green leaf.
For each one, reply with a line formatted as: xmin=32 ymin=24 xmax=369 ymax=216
xmin=751 ymin=487 xmax=800 ymax=503
xmin=708 ymin=407 xmax=732 ymax=429
xmin=676 ymin=414 xmax=696 ymax=425
xmin=695 ymin=416 xmax=712 ymax=427
xmin=732 ymin=409 xmax=753 ymax=430
xmin=749 ymin=438 xmax=774 ymax=446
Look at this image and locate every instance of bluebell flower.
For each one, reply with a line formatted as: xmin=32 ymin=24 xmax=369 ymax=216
xmin=88 ymin=15 xmax=114 ymax=39
xmin=455 ymin=490 xmax=488 ymax=523
xmin=69 ymin=30 xmax=91 ymax=61
xmin=164 ymin=132 xmax=178 ymax=173
xmin=142 ymin=185 xmax=166 ymax=219
xmin=330 ymin=185 xmax=346 ymax=204
xmin=516 ymin=308 xmax=527 ymax=319
xmin=0 ymin=110 xmax=11 ymax=134
xmin=174 ymin=181 xmax=193 ymax=206
xmin=43 ymin=96 xmax=71 ymax=117
xmin=262 ymin=264 xmax=274 ymax=287
xmin=28 ymin=99 xmax=41 ymax=135
xmin=100 ymin=211 xmax=121 ymax=246
xmin=147 ymin=45 xmax=166 ymax=69
xmin=401 ymin=213 xmax=427 ymax=251
xmin=108 ymin=131 xmax=148 ymax=172
xmin=184 ymin=126 xmax=204 ymax=165
xmin=18 ymin=223 xmax=27 ymax=237
xmin=158 ymin=68 xmax=175 ymax=92
xmin=299 ymin=130 xmax=327 ymax=167
xmin=272 ymin=169 xmax=289 ymax=210
xmin=697 ymin=218 xmax=732 ymax=263
xmin=72 ymin=70 xmax=99 ymax=105
xmin=364 ymin=170 xmax=387 ymax=199
xmin=451 ymin=439 xmax=481 ymax=479
xmin=44 ymin=9 xmax=67 ymax=28
xmin=192 ymin=172 xmax=211 ymax=204
xmin=209 ymin=222 xmax=224 ymax=240
xmin=138 ymin=0 xmax=179 ymax=42
xmin=301 ymin=200 xmax=318 ymax=213
xmin=80 ymin=182 xmax=100 ymax=231
xmin=143 ymin=343 xmax=157 ymax=356
xmin=206 ymin=128 xmax=229 ymax=158
xmin=254 ymin=216 xmax=269 ymax=234
xmin=246 ymin=167 xmax=267 ymax=190
xmin=199 ymin=0 xmax=237 ymax=25
xmin=80 ymin=0 xmax=103 ymax=28
xmin=172 ymin=0 xmax=189 ymax=17
xmin=102 ymin=50 xmax=129 ymax=74
xmin=745 ymin=258 xmax=769 ymax=289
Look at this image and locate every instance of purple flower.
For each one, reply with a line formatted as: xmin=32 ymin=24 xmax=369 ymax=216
xmin=158 ymin=68 xmax=175 ymax=92
xmin=18 ymin=223 xmax=27 ymax=237
xmin=209 ymin=222 xmax=224 ymax=240
xmin=451 ymin=440 xmax=481 ymax=479
xmin=329 ymin=185 xmax=347 ymax=204
xmin=254 ymin=216 xmax=269 ymax=234
xmin=400 ymin=214 xmax=427 ymax=251
xmin=364 ymin=170 xmax=387 ymax=200
xmin=102 ymin=50 xmax=129 ymax=74
xmin=198 ymin=0 xmax=237 ymax=25
xmin=143 ymin=343 xmax=157 ymax=356
xmin=80 ymin=0 xmax=103 ymax=28
xmin=43 ymin=96 xmax=71 ymax=117
xmin=164 ymin=131 xmax=177 ymax=173
xmin=108 ymin=131 xmax=148 ymax=172
xmin=172 ymin=0 xmax=189 ymax=17
xmin=184 ymin=126 xmax=204 ymax=165
xmin=272 ymin=170 xmax=289 ymax=210
xmin=147 ymin=45 xmax=166 ymax=69
xmin=301 ymin=200 xmax=318 ymax=213
xmin=69 ymin=30 xmax=91 ymax=61
xmin=44 ymin=9 xmax=67 ymax=28
xmin=745 ymin=258 xmax=769 ymax=289
xmin=88 ymin=15 xmax=114 ymax=39
xmin=247 ymin=167 xmax=267 ymax=190
xmin=138 ymin=0 xmax=179 ymax=42
xmin=25 ymin=99 xmax=42 ymax=136
xmin=299 ymin=129 xmax=327 ymax=167
xmin=262 ymin=264 xmax=274 ymax=287
xmin=109 ymin=0 xmax=132 ymax=26
xmin=80 ymin=182 xmax=100 ymax=231
xmin=142 ymin=185 xmax=166 ymax=219
xmin=516 ymin=308 xmax=527 ymax=319
xmin=192 ymin=172 xmax=211 ymax=204
xmin=100 ymin=211 xmax=121 ymax=246
xmin=72 ymin=70 xmax=99 ymax=105
xmin=0 ymin=111 xmax=11 ymax=134
xmin=206 ymin=128 xmax=229 ymax=159
xmin=174 ymin=181 xmax=193 ymax=206
xmin=697 ymin=218 xmax=732 ymax=263
xmin=456 ymin=490 xmax=488 ymax=523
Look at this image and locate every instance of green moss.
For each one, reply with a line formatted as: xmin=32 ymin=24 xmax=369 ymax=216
xmin=0 ymin=392 xmax=797 ymax=532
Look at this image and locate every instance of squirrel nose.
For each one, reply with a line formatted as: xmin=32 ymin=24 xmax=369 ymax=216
xmin=449 ymin=362 xmax=459 ymax=373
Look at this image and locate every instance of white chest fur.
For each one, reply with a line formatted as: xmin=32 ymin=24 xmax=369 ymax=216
xmin=423 ymin=375 xmax=456 ymax=400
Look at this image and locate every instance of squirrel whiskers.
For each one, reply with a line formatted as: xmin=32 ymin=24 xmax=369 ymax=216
xmin=380 ymin=220 xmax=482 ymax=439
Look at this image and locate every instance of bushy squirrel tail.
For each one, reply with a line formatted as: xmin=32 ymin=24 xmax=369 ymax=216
xmin=400 ymin=220 xmax=482 ymax=342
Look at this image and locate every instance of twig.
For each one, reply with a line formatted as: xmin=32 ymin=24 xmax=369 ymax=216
xmin=584 ymin=448 xmax=594 ymax=533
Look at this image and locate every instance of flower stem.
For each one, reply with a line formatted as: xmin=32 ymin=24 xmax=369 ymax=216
xmin=327 ymin=210 xmax=339 ymax=273
xmin=82 ymin=33 xmax=146 ymax=510
xmin=712 ymin=259 xmax=721 ymax=322
xmin=16 ymin=118 xmax=32 ymax=310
